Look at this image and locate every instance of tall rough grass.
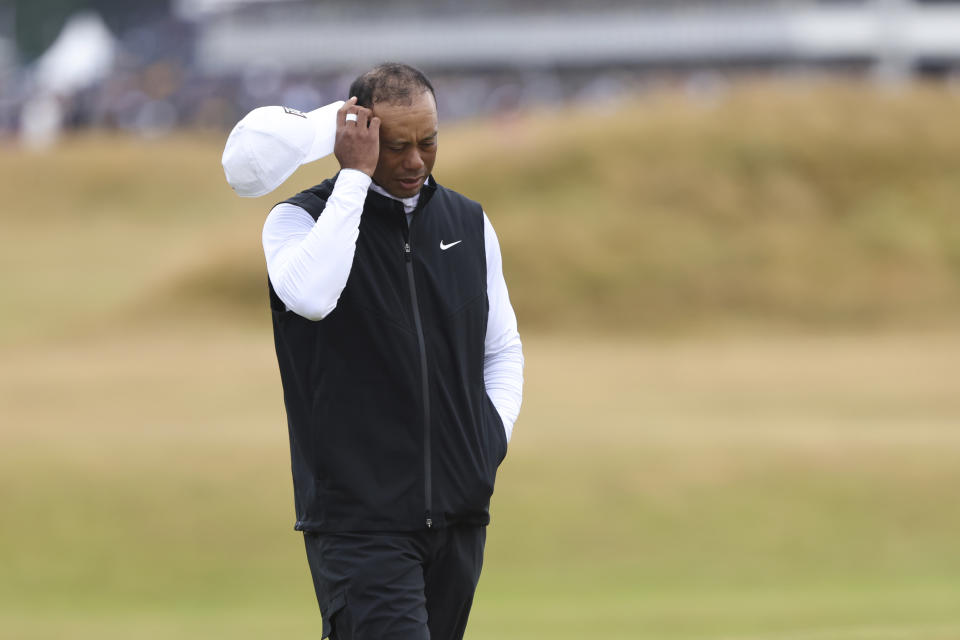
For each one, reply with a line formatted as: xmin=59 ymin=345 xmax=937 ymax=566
xmin=1 ymin=78 xmax=959 ymax=340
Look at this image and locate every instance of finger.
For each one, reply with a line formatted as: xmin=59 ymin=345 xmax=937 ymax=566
xmin=338 ymin=96 xmax=358 ymax=127
xmin=368 ymin=116 xmax=381 ymax=135
xmin=354 ymin=107 xmax=370 ymax=129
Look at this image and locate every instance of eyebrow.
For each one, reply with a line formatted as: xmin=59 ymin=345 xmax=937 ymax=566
xmin=385 ymin=132 xmax=438 ymax=145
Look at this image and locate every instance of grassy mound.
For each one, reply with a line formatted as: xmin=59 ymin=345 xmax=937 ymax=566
xmin=2 ymin=79 xmax=960 ymax=341
xmin=438 ymin=80 xmax=960 ymax=332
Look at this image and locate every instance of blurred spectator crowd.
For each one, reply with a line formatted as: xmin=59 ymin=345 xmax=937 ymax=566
xmin=0 ymin=5 xmax=653 ymax=147
xmin=3 ymin=0 xmax=960 ymax=147
xmin=0 ymin=5 xmax=653 ymax=148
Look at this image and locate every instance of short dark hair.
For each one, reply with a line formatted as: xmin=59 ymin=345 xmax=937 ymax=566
xmin=349 ymin=62 xmax=436 ymax=109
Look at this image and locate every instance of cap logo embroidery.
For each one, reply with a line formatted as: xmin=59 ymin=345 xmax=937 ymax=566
xmin=283 ymin=107 xmax=307 ymax=118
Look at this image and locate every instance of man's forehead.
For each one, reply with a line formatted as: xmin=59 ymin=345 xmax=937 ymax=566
xmin=374 ymin=97 xmax=438 ymax=140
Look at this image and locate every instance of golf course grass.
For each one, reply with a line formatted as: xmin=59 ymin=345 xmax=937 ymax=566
xmin=3 ymin=329 xmax=960 ymax=639
xmin=2 ymin=77 xmax=960 ymax=638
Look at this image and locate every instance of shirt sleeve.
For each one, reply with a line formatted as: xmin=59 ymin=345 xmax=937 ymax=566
xmin=482 ymin=211 xmax=525 ymax=443
xmin=262 ymin=169 xmax=372 ymax=320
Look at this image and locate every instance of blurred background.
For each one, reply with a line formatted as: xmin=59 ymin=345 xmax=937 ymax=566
xmin=2 ymin=1 xmax=960 ymax=639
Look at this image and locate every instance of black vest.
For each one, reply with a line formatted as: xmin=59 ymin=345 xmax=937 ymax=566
xmin=268 ymin=175 xmax=507 ymax=532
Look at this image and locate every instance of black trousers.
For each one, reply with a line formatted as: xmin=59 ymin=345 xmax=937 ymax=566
xmin=303 ymin=525 xmax=486 ymax=640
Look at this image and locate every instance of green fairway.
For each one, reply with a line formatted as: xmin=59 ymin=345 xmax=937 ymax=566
xmin=3 ymin=329 xmax=960 ymax=639
xmin=2 ymin=79 xmax=960 ymax=638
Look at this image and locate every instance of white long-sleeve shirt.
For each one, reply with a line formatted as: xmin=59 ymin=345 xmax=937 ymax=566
xmin=262 ymin=169 xmax=524 ymax=441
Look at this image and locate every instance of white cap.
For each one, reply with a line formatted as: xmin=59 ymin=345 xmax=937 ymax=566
xmin=221 ymin=101 xmax=344 ymax=197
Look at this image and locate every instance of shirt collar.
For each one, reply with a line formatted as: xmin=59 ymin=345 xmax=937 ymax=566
xmin=369 ymin=177 xmax=432 ymax=215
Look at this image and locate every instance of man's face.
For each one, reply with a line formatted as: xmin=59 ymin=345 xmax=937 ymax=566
xmin=371 ymin=91 xmax=438 ymax=199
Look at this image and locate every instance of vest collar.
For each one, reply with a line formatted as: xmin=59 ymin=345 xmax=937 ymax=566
xmin=367 ymin=175 xmax=438 ymax=216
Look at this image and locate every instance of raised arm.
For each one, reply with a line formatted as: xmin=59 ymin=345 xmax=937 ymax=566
xmin=262 ymin=171 xmax=371 ymax=319
xmin=262 ymin=98 xmax=380 ymax=320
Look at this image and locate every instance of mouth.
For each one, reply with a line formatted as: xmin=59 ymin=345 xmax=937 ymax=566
xmin=397 ymin=176 xmax=424 ymax=190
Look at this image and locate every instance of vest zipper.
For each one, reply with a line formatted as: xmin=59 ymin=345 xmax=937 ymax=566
xmin=404 ymin=241 xmax=433 ymax=529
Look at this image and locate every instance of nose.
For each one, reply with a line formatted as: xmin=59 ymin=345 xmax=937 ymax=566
xmin=402 ymin=148 xmax=424 ymax=172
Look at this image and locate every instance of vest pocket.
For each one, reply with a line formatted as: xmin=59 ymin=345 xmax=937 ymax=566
xmin=446 ymin=290 xmax=485 ymax=317
xmin=485 ymin=392 xmax=508 ymax=467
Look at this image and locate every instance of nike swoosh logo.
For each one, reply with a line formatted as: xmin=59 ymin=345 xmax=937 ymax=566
xmin=440 ymin=240 xmax=462 ymax=251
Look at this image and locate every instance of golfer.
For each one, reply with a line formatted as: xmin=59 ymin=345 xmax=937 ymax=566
xmin=261 ymin=62 xmax=524 ymax=639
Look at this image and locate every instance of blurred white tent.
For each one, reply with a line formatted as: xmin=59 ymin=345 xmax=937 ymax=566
xmin=22 ymin=11 xmax=117 ymax=149
xmin=34 ymin=11 xmax=117 ymax=95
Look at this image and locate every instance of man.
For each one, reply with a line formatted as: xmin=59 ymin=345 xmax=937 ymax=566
xmin=261 ymin=63 xmax=524 ymax=640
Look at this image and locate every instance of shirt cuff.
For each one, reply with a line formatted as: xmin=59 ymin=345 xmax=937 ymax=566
xmin=336 ymin=168 xmax=373 ymax=190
